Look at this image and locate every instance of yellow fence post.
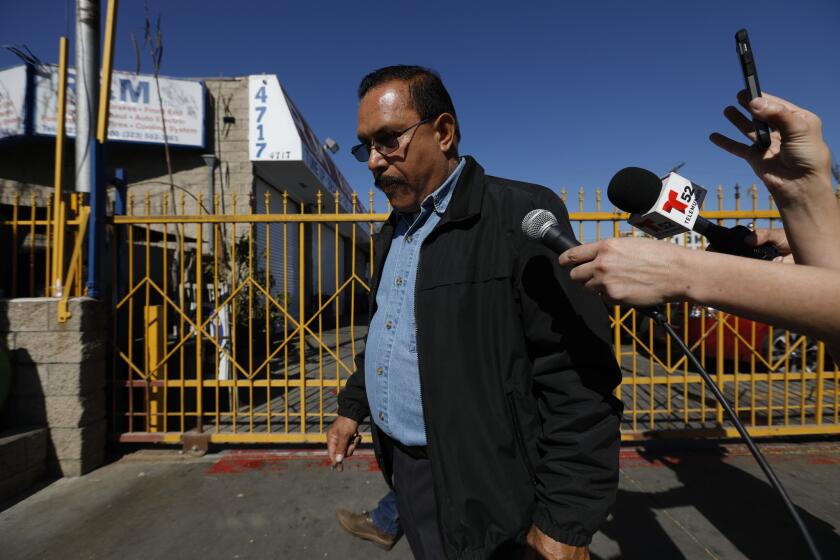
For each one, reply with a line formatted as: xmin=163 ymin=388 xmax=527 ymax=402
xmin=97 ymin=0 xmax=119 ymax=143
xmin=816 ymin=342 xmax=825 ymax=424
xmin=196 ymin=215 xmax=204 ymax=433
xmin=57 ymin=206 xmax=90 ymax=323
xmin=51 ymin=36 xmax=69 ymax=297
xmin=11 ymin=193 xmax=19 ymax=297
xmin=299 ymin=204 xmax=307 ymax=435
xmin=715 ymin=310 xmax=726 ymax=426
xmin=145 ymin=305 xmax=164 ymax=432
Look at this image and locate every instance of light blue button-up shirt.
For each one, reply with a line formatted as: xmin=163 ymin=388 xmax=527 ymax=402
xmin=364 ymin=158 xmax=465 ymax=446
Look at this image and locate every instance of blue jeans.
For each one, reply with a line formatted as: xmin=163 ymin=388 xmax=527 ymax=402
xmin=369 ymin=490 xmax=400 ymax=536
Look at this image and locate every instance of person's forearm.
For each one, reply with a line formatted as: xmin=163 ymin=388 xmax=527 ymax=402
xmin=776 ymin=175 xmax=840 ymax=271
xmin=678 ymin=249 xmax=840 ymax=352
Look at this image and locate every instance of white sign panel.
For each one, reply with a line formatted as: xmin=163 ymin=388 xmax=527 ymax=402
xmin=249 ymin=74 xmax=301 ymax=161
xmin=33 ymin=65 xmax=205 ymax=147
xmin=249 ymin=74 xmax=357 ymax=211
xmin=0 ymin=66 xmax=28 ymax=139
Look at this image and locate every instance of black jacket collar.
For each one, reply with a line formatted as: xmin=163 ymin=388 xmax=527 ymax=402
xmin=439 ymin=155 xmax=484 ymax=226
xmin=382 ymin=155 xmax=485 ymax=231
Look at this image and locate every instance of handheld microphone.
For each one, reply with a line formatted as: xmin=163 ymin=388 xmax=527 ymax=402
xmin=607 ymin=167 xmax=778 ymax=260
xmin=521 ymin=209 xmax=580 ymax=254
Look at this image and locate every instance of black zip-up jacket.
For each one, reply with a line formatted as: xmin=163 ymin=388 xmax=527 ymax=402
xmin=338 ymin=157 xmax=622 ymax=559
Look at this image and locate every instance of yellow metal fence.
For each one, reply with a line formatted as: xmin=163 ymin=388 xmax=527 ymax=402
xmin=0 ymin=192 xmax=89 ymax=309
xmin=567 ymin=184 xmax=840 ymax=439
xmin=110 ymin=190 xmax=379 ymax=443
xmin=3 ymin=185 xmax=839 ymax=443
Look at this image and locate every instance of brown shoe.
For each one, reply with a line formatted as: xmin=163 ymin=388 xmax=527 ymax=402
xmin=335 ymin=509 xmax=398 ymax=551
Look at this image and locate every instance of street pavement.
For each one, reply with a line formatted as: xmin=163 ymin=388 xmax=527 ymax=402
xmin=2 ymin=441 xmax=839 ymax=559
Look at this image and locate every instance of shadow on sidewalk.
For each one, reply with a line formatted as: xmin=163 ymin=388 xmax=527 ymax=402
xmin=594 ymin=487 xmax=687 ymax=559
xmin=595 ymin=443 xmax=840 ymax=559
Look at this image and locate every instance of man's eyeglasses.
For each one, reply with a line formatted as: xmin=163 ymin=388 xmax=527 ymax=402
xmin=351 ymin=117 xmax=432 ymax=162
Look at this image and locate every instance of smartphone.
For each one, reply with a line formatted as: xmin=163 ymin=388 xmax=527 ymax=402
xmin=735 ymin=29 xmax=771 ymax=149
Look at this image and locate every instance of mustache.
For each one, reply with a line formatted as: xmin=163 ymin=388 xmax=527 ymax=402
xmin=375 ymin=175 xmax=407 ymax=190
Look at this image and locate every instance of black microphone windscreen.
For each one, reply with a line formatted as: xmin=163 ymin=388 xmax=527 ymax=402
xmin=607 ymin=167 xmax=662 ymax=214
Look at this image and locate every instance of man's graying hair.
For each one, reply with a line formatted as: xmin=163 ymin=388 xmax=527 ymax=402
xmin=358 ymin=65 xmax=461 ymax=142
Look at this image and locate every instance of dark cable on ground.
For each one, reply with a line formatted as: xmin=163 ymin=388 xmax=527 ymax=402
xmin=644 ymin=307 xmax=823 ymax=560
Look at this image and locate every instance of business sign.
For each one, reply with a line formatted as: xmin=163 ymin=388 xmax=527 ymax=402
xmin=0 ymin=66 xmax=27 ymax=139
xmin=249 ymin=74 xmax=357 ymax=212
xmin=0 ymin=64 xmax=205 ymax=147
xmin=249 ymin=74 xmax=301 ymax=161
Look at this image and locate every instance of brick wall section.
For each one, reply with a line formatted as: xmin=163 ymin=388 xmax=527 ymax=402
xmin=0 ymin=297 xmax=107 ymax=477
xmin=0 ymin=427 xmax=47 ymax=500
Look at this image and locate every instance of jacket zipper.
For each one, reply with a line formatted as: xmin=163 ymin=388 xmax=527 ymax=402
xmin=414 ymin=236 xmax=450 ymax=552
xmin=415 ymin=247 xmax=429 ymax=444
xmin=507 ymin=394 xmax=536 ymax=482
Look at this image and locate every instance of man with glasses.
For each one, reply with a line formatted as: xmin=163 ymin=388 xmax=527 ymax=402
xmin=327 ymin=65 xmax=621 ymax=559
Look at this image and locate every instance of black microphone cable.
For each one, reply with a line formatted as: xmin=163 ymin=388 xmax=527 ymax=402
xmin=521 ymin=209 xmax=823 ymax=560
xmin=642 ymin=307 xmax=823 ymax=560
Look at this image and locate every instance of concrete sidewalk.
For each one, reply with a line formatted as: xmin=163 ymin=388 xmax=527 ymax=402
xmin=2 ymin=442 xmax=839 ymax=559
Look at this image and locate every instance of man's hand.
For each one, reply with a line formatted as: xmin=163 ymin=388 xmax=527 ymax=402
xmin=558 ymin=238 xmax=687 ymax=306
xmin=709 ymin=91 xmax=833 ymax=207
xmin=745 ymin=228 xmax=794 ymax=263
xmin=524 ymin=526 xmax=589 ymax=560
xmin=326 ymin=415 xmax=361 ymax=472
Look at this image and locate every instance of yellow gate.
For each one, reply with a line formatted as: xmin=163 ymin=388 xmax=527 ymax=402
xmin=110 ymin=190 xmax=384 ymax=444
xmin=5 ymin=185 xmax=828 ymax=445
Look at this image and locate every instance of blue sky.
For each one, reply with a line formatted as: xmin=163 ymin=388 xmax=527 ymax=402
xmin=2 ymin=0 xmax=838 ymax=213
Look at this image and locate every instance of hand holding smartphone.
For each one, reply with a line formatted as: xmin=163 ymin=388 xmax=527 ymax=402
xmin=735 ymin=29 xmax=772 ymax=149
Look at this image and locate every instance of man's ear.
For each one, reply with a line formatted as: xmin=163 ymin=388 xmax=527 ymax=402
xmin=434 ymin=113 xmax=458 ymax=155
